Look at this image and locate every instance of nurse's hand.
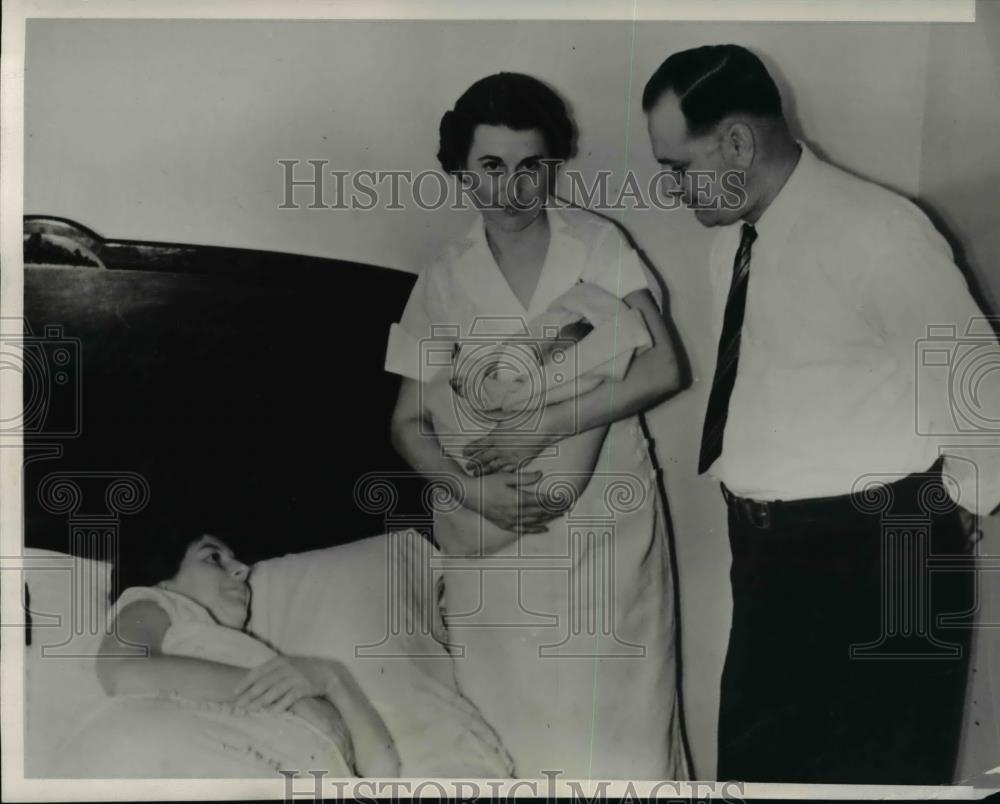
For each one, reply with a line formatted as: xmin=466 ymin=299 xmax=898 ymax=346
xmin=464 ymin=436 xmax=549 ymax=475
xmin=463 ymin=414 xmax=560 ymax=474
xmin=462 ymin=470 xmax=562 ymax=534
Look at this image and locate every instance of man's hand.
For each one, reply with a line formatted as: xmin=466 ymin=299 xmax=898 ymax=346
xmin=233 ymin=656 xmax=327 ymax=712
xmin=462 ymin=469 xmax=563 ymax=534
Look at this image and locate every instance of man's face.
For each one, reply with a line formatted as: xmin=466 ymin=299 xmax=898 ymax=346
xmin=646 ymin=92 xmax=747 ymax=227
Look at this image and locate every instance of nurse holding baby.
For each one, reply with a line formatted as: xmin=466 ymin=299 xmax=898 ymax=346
xmin=386 ymin=73 xmax=690 ymax=780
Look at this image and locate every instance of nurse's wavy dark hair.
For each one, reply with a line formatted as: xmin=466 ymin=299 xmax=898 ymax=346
xmin=437 ymin=72 xmax=576 ymax=174
xmin=642 ymin=44 xmax=783 ymax=136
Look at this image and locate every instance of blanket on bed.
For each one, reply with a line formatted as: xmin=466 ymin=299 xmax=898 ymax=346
xmin=248 ymin=531 xmax=516 ymax=779
xmin=57 ymin=586 xmax=352 ymax=778
xmin=57 ymin=693 xmax=352 ymax=778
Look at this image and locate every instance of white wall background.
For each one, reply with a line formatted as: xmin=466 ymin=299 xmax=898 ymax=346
xmin=919 ymin=1 xmax=1000 ymax=780
xmin=24 ymin=10 xmax=999 ymax=779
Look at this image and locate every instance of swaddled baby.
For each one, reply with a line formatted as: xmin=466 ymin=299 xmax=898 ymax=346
xmin=447 ymin=317 xmax=596 ymax=413
xmin=424 ymin=282 xmax=652 ymax=475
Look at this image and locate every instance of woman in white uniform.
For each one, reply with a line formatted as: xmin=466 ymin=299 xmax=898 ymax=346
xmin=387 ymin=73 xmax=690 ymax=780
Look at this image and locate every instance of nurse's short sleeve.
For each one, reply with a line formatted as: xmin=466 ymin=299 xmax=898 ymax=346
xmin=384 ymin=262 xmax=454 ymax=381
xmin=583 ymin=223 xmax=650 ymax=302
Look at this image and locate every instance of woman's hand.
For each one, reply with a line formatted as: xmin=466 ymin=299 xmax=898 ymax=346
xmin=462 ymin=469 xmax=562 ymax=534
xmin=233 ymin=656 xmax=328 ymax=712
xmin=463 ymin=435 xmax=550 ymax=475
xmin=462 ymin=410 xmax=562 ymax=474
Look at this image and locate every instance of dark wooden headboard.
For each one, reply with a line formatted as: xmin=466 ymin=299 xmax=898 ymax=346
xmin=22 ymin=217 xmax=428 ymax=564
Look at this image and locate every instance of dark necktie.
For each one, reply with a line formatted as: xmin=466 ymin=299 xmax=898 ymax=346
xmin=698 ymin=223 xmax=758 ymax=474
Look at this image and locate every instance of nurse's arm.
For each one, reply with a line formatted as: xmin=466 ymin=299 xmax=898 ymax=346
xmin=389 ymin=376 xmax=481 ymax=503
xmin=540 ymin=288 xmax=686 ymax=435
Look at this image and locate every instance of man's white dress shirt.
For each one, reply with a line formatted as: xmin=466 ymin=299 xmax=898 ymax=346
xmin=708 ymin=144 xmax=1000 ymax=515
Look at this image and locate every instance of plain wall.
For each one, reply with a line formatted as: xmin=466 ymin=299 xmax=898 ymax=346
xmin=919 ymin=0 xmax=1000 ymax=780
xmin=920 ymin=2 xmax=1000 ymax=313
xmin=23 ymin=15 xmax=997 ymax=778
xmin=24 ymin=19 xmax=933 ymax=270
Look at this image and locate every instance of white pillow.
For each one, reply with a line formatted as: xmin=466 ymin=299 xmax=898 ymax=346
xmin=22 ymin=549 xmax=113 ymax=777
xmin=248 ymin=530 xmax=513 ymax=778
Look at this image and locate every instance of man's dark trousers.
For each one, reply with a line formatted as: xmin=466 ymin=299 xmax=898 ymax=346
xmin=716 ymin=464 xmax=973 ymax=784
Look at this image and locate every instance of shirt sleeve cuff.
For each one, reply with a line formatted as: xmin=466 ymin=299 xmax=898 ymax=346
xmin=384 ymin=323 xmax=453 ymax=383
xmin=384 ymin=323 xmax=423 ymax=381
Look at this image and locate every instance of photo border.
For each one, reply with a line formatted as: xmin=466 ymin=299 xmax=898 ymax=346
xmin=1 ymin=1 xmax=991 ymax=801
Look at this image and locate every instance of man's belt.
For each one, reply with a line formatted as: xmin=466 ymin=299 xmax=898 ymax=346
xmin=720 ymin=460 xmax=946 ymax=530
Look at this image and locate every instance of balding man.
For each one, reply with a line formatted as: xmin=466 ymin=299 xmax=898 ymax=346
xmin=643 ymin=44 xmax=998 ymax=784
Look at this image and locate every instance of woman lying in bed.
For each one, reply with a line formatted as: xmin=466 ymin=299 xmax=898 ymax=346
xmin=61 ymin=528 xmax=399 ymax=779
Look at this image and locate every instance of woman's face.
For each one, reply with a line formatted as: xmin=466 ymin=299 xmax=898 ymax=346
xmin=462 ymin=125 xmax=555 ymax=233
xmin=161 ymin=535 xmax=251 ymax=629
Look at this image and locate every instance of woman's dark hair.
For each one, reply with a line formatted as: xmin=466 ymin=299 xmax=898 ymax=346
xmin=110 ymin=519 xmax=203 ymax=603
xmin=437 ymin=72 xmax=575 ymax=173
xmin=642 ymin=45 xmax=783 ymax=136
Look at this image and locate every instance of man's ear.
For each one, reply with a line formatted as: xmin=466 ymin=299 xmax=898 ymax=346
xmin=720 ymin=121 xmax=756 ymax=169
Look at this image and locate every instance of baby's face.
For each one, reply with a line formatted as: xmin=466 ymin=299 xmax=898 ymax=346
xmin=449 ymin=353 xmax=527 ymax=403
xmin=162 ymin=536 xmax=251 ymax=629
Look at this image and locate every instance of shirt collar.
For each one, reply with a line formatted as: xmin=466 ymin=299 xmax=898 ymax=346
xmin=749 ymin=140 xmax=815 ymax=255
xmin=459 ymin=203 xmax=574 ymax=245
xmin=453 ymin=205 xmax=585 ymax=319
